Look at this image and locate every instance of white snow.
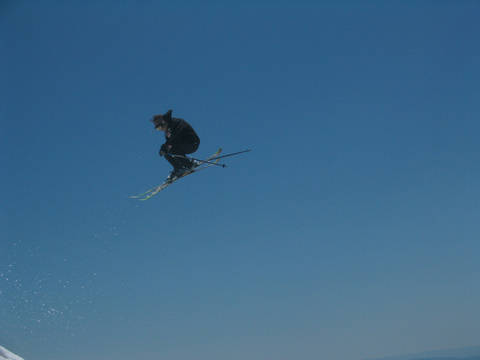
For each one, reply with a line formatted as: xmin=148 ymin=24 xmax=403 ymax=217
xmin=0 ymin=346 xmax=24 ymax=360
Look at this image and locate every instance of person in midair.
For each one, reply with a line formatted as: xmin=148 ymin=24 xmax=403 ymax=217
xmin=151 ymin=109 xmax=200 ymax=181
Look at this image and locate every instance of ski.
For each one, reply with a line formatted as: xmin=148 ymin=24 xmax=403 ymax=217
xmin=130 ymin=148 xmax=222 ymax=200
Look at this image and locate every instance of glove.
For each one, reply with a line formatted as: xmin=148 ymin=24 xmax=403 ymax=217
xmin=159 ymin=143 xmax=171 ymax=157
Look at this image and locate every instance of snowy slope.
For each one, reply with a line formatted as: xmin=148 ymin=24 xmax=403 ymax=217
xmin=0 ymin=346 xmax=24 ymax=360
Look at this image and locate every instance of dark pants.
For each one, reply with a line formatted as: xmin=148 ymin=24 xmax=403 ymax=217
xmin=163 ymin=141 xmax=199 ymax=170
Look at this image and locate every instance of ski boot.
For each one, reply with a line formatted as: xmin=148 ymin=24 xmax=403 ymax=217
xmin=166 ymin=166 xmax=192 ymax=183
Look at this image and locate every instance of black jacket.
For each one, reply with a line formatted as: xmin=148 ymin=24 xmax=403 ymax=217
xmin=165 ymin=117 xmax=200 ymax=146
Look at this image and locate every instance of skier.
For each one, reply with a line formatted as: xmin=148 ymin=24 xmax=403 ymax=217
xmin=151 ymin=109 xmax=201 ymax=181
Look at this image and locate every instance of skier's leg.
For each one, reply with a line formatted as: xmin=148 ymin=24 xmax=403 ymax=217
xmin=169 ymin=142 xmax=200 ymax=168
xmin=163 ymin=153 xmax=182 ymax=169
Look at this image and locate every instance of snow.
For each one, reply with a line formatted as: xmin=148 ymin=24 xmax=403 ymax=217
xmin=0 ymin=346 xmax=24 ymax=360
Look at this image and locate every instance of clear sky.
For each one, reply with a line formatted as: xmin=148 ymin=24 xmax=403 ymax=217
xmin=1 ymin=1 xmax=480 ymax=360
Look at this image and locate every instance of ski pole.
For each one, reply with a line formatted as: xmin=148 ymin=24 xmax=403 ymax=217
xmin=209 ymin=149 xmax=252 ymax=161
xmin=169 ymin=154 xmax=227 ymax=168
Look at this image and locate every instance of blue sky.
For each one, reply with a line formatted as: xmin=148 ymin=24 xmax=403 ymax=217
xmin=1 ymin=1 xmax=480 ymax=360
